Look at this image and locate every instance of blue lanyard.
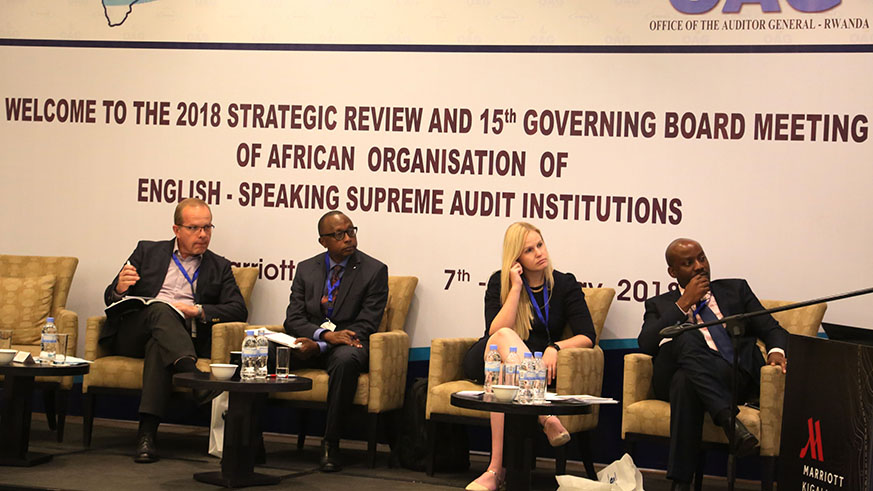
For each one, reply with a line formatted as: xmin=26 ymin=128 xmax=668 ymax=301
xmin=524 ymin=280 xmax=549 ymax=326
xmin=324 ymin=254 xmax=342 ymax=318
xmin=172 ymin=253 xmax=200 ymax=293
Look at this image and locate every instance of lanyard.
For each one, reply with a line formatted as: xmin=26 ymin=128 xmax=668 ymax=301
xmin=324 ymin=254 xmax=342 ymax=318
xmin=524 ymin=280 xmax=549 ymax=327
xmin=172 ymin=253 xmax=200 ymax=294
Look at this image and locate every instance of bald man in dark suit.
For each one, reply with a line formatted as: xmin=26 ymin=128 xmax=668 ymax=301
xmin=638 ymin=239 xmax=788 ymax=491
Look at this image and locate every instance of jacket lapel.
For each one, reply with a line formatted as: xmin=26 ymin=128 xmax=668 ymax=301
xmin=332 ymin=252 xmax=360 ymax=315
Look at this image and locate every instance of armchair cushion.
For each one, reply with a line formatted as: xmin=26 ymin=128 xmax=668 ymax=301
xmin=0 ymin=274 xmax=55 ymax=344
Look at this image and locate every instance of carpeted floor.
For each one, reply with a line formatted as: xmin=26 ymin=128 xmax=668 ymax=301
xmin=0 ymin=417 xmax=763 ymax=490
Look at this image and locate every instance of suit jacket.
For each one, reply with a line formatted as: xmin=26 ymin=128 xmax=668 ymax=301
xmin=638 ymin=278 xmax=788 ymax=377
xmin=101 ymin=238 xmax=247 ymax=345
xmin=283 ymin=249 xmax=388 ymax=345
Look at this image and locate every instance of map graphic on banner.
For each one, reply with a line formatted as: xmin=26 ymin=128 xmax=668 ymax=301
xmin=103 ymin=0 xmax=155 ymax=27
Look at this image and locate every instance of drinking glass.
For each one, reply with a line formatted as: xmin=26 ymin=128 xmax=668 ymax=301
xmin=276 ymin=346 xmax=290 ymax=378
xmin=0 ymin=330 xmax=12 ymax=350
xmin=54 ymin=333 xmax=69 ymax=364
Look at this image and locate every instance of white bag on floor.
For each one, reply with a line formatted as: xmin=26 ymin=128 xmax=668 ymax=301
xmin=556 ymin=453 xmax=644 ymax=491
xmin=208 ymin=391 xmax=229 ymax=458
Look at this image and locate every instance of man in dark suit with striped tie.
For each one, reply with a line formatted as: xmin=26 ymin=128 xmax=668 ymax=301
xmin=283 ymin=211 xmax=389 ymax=472
xmin=637 ymin=238 xmax=789 ymax=491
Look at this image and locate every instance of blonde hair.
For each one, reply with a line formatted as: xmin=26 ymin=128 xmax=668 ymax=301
xmin=500 ymin=222 xmax=554 ymax=340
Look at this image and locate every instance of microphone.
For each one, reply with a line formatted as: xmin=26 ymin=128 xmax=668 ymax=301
xmin=660 ymin=321 xmax=696 ymax=338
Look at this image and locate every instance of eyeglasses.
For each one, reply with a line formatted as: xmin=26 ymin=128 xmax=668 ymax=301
xmin=320 ymin=227 xmax=358 ymax=241
xmin=178 ymin=224 xmax=215 ymax=233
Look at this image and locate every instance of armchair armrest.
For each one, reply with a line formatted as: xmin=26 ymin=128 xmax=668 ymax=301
xmin=367 ymin=330 xmax=410 ymax=412
xmin=556 ymin=346 xmax=604 ymax=396
xmin=623 ymin=353 xmax=654 ymax=410
xmin=85 ymin=316 xmax=110 ymax=361
xmin=56 ymin=308 xmax=78 ymax=356
xmin=759 ymin=364 xmax=786 ymax=456
xmin=427 ymin=337 xmax=478 ymax=389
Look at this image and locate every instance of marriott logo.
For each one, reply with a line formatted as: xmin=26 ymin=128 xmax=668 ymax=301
xmin=799 ymin=417 xmax=824 ymax=462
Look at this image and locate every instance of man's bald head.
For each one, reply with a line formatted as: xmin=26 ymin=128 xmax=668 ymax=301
xmin=665 ymin=238 xmax=710 ymax=288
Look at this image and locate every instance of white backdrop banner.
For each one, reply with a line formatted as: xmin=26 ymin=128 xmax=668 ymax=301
xmin=2 ymin=1 xmax=872 ymax=353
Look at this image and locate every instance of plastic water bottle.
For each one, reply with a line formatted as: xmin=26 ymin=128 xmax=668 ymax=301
xmin=533 ymin=351 xmax=546 ymax=403
xmin=502 ymin=346 xmax=520 ymax=387
xmin=39 ymin=317 xmax=57 ymax=363
xmin=241 ymin=329 xmax=258 ymax=381
xmin=517 ymin=352 xmax=534 ymax=404
xmin=483 ymin=344 xmax=502 ymax=395
xmin=255 ymin=329 xmax=269 ymax=379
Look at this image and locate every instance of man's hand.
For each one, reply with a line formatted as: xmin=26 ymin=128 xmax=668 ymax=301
xmin=676 ymin=274 xmax=710 ymax=311
xmin=542 ymin=346 xmax=559 ymax=385
xmin=115 ymin=264 xmax=140 ymax=295
xmin=767 ymin=351 xmax=787 ymax=374
xmin=294 ymin=337 xmax=320 ymax=359
xmin=323 ymin=329 xmax=363 ymax=348
xmin=172 ymin=303 xmax=199 ymax=319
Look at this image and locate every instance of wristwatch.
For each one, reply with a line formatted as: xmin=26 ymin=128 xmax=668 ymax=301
xmin=195 ymin=304 xmax=204 ymax=320
xmin=547 ymin=342 xmax=561 ymax=352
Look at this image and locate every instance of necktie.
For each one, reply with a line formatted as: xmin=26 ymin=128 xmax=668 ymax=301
xmin=321 ymin=264 xmax=344 ymax=316
xmin=697 ymin=302 xmax=735 ymax=363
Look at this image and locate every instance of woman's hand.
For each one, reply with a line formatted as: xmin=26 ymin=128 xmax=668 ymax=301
xmin=509 ymin=261 xmax=524 ymax=289
xmin=543 ymin=345 xmax=559 ymax=384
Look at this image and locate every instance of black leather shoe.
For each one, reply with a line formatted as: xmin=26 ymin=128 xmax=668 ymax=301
xmin=320 ymin=440 xmax=342 ymax=472
xmin=671 ymin=480 xmax=691 ymax=491
xmin=726 ymin=418 xmax=759 ymax=457
xmin=134 ymin=434 xmax=159 ymax=463
xmin=193 ymin=388 xmax=222 ymax=406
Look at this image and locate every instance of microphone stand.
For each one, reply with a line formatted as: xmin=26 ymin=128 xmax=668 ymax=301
xmin=658 ymin=286 xmax=873 ymax=491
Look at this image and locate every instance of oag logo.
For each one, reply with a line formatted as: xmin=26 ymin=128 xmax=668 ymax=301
xmin=670 ymin=0 xmax=840 ymax=14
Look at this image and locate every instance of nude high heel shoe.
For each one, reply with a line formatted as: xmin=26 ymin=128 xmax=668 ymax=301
xmin=465 ymin=468 xmax=505 ymax=491
xmin=543 ymin=415 xmax=571 ymax=447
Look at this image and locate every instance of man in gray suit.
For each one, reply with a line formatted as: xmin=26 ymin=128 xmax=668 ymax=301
xmin=283 ymin=211 xmax=389 ymax=472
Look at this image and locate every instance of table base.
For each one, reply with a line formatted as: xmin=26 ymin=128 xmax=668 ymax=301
xmin=0 ymin=452 xmax=52 ymax=467
xmin=194 ymin=471 xmax=280 ymax=488
xmin=503 ymin=413 xmax=536 ymax=491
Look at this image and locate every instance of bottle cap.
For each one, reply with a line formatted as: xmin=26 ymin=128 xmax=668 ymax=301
xmin=523 ymin=352 xmax=532 ymax=358
xmin=509 ymin=346 xmax=517 ymax=352
xmin=534 ymin=351 xmax=543 ymax=358
xmin=489 ymin=344 xmax=498 ymax=350
xmin=47 ymin=317 xmax=54 ymax=323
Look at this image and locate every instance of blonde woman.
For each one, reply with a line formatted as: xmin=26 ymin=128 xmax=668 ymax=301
xmin=461 ymin=222 xmax=596 ymax=491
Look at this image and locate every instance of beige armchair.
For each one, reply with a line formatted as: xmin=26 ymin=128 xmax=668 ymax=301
xmin=262 ymin=275 xmax=418 ymax=468
xmin=0 ymin=254 xmax=79 ymax=442
xmin=621 ymin=300 xmax=827 ymax=491
xmin=81 ymin=266 xmax=258 ymax=446
xmin=425 ymin=287 xmax=615 ymax=477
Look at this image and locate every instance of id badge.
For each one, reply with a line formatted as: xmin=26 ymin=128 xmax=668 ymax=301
xmin=320 ymin=319 xmax=337 ymax=332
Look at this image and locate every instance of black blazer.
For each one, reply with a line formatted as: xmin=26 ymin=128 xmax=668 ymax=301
xmin=482 ymin=269 xmax=596 ymax=352
xmin=101 ymin=239 xmax=247 ymax=344
xmin=283 ymin=250 xmax=388 ymax=345
xmin=638 ymin=278 xmax=788 ymax=375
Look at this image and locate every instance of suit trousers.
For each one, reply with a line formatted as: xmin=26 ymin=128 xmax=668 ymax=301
xmin=112 ymin=303 xmax=206 ymax=418
xmin=653 ymin=330 xmax=756 ymax=482
xmin=290 ymin=344 xmax=369 ymax=442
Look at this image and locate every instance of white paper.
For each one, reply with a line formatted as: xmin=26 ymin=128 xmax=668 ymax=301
xmin=264 ymin=332 xmax=301 ymax=349
xmin=456 ymin=390 xmax=484 ymax=397
xmin=547 ymin=393 xmax=618 ymax=404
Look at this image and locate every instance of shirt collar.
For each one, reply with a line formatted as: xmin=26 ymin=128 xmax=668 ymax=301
xmin=173 ymin=239 xmax=203 ymax=261
xmin=327 ymin=253 xmax=350 ymax=270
